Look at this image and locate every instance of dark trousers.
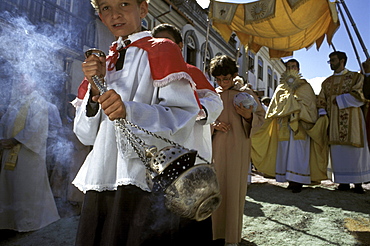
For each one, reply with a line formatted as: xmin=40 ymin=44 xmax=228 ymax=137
xmin=75 ymin=185 xmax=213 ymax=246
xmin=76 ymin=185 xmax=152 ymax=246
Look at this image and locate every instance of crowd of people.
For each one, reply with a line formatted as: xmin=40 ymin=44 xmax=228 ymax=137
xmin=0 ymin=0 xmax=369 ymax=246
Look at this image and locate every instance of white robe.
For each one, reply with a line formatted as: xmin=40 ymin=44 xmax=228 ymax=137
xmin=275 ymin=126 xmax=311 ymax=184
xmin=72 ymin=32 xmax=200 ymax=193
xmin=329 ymin=93 xmax=370 ymax=183
xmin=0 ymin=91 xmax=60 ymax=232
xmin=183 ymin=89 xmax=223 ymax=163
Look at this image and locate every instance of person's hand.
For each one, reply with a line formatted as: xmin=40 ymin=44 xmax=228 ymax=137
xmin=97 ymin=89 xmax=126 ymax=121
xmin=0 ymin=138 xmax=19 ymax=149
xmin=234 ymin=102 xmax=253 ymax=120
xmin=82 ymin=54 xmax=106 ymax=96
xmin=362 ymin=58 xmax=370 ymax=73
xmin=212 ymin=120 xmax=231 ymax=133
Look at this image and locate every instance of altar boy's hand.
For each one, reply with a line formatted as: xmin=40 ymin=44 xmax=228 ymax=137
xmin=98 ymin=89 xmax=126 ymax=121
xmin=82 ymin=54 xmax=106 ymax=96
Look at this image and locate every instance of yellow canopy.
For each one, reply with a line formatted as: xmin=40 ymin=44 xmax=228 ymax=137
xmin=209 ymin=0 xmax=340 ymax=58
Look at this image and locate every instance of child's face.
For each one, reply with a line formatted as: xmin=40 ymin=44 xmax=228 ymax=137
xmin=98 ymin=0 xmax=148 ymax=39
xmin=215 ymin=74 xmax=235 ymax=90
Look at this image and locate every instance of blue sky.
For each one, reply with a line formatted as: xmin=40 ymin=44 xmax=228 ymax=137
xmin=197 ymin=0 xmax=370 ymax=93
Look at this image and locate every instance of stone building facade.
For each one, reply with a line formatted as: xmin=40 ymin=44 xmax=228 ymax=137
xmin=0 ymin=0 xmax=285 ymax=118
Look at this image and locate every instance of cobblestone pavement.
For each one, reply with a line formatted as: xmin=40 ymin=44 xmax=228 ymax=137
xmin=1 ymin=172 xmax=370 ymax=246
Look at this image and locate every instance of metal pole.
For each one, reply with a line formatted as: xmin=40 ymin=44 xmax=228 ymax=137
xmin=336 ymin=2 xmax=364 ymax=73
xmin=203 ymin=16 xmax=211 ymax=73
xmin=340 ymin=0 xmax=369 ymax=59
xmin=331 ymin=43 xmax=336 ymax=52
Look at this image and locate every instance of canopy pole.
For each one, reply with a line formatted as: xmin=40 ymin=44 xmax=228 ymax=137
xmin=340 ymin=0 xmax=369 ymax=59
xmin=336 ymin=1 xmax=364 ymax=73
xmin=331 ymin=42 xmax=336 ymax=52
xmin=203 ymin=16 xmax=211 ymax=73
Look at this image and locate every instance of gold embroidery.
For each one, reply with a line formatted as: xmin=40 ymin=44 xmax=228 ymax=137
xmin=320 ymin=71 xmax=365 ymax=147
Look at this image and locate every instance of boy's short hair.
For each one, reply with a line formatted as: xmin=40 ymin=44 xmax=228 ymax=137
xmin=209 ymin=55 xmax=238 ymax=77
xmin=91 ymin=0 xmax=150 ymax=13
xmin=152 ymin=23 xmax=183 ymax=44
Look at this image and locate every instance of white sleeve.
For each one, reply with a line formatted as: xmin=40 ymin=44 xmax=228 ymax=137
xmin=336 ymin=93 xmax=364 ymax=109
xmin=318 ymin=108 xmax=327 ymax=116
xmin=124 ymin=79 xmax=199 ymax=146
xmin=73 ymin=89 xmax=102 ymax=146
xmin=197 ymin=89 xmax=223 ymax=125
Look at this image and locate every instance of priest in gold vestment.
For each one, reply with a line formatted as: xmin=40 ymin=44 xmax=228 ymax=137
xmin=317 ymin=51 xmax=370 ymax=194
xmin=251 ymin=59 xmax=328 ymax=193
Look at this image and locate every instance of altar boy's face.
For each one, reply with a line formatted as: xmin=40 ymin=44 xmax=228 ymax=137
xmin=98 ymin=0 xmax=148 ymax=39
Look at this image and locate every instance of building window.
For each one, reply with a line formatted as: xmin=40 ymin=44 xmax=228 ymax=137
xmin=18 ymin=0 xmax=31 ymax=8
xmin=201 ymin=42 xmax=213 ymax=72
xmin=268 ymin=66 xmax=272 ymax=88
xmin=141 ymin=19 xmax=148 ymax=30
xmin=186 ymin=35 xmax=196 ymax=66
xmin=274 ymin=73 xmax=278 ymax=89
xmin=258 ymin=57 xmax=263 ymax=80
xmin=267 ymin=66 xmax=273 ymax=96
xmin=228 ymin=33 xmax=237 ymax=49
xmin=205 ymin=48 xmax=211 ymax=66
xmin=248 ymin=50 xmax=255 ymax=72
xmin=57 ymin=0 xmax=72 ymax=12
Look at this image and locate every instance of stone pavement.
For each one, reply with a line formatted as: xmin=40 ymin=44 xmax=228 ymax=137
xmin=1 ymin=172 xmax=369 ymax=246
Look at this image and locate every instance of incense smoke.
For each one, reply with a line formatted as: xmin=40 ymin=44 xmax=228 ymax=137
xmin=0 ymin=11 xmax=68 ymax=106
xmin=0 ymin=11 xmax=85 ymax=216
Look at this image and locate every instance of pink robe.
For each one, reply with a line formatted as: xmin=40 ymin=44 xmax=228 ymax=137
xmin=211 ymin=84 xmax=265 ymax=243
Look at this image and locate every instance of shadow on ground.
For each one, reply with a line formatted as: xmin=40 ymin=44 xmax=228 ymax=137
xmin=246 ymin=182 xmax=370 ymax=215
